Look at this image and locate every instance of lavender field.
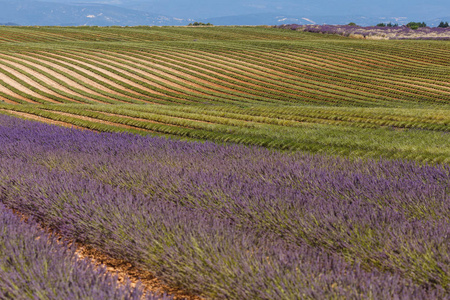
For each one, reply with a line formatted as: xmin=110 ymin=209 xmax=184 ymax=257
xmin=1 ymin=114 xmax=449 ymax=299
xmin=277 ymin=24 xmax=450 ymax=40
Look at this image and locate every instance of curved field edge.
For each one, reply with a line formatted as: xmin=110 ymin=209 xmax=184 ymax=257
xmin=0 ymin=27 xmax=449 ymax=107
xmin=1 ymin=103 xmax=449 ymax=164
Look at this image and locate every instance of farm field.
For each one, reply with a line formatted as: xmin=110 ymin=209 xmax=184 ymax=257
xmin=0 ymin=26 xmax=449 ymax=299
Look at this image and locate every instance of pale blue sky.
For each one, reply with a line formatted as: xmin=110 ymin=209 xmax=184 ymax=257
xmin=41 ymin=0 xmax=450 ymax=19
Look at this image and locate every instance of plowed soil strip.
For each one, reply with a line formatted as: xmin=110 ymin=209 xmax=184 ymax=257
xmin=108 ymin=51 xmax=265 ymax=97
xmin=0 ymin=54 xmax=105 ymax=103
xmin=0 ymin=89 xmax=28 ymax=104
xmin=46 ymin=52 xmax=167 ymax=98
xmin=0 ymin=64 xmax=61 ymax=103
xmin=0 ymin=97 xmax=16 ymax=104
xmin=16 ymin=53 xmax=130 ymax=103
xmin=75 ymin=245 xmax=202 ymax=300
xmin=71 ymin=51 xmax=199 ymax=96
xmin=0 ymin=58 xmax=82 ymax=103
xmin=31 ymin=52 xmax=151 ymax=100
xmin=6 ymin=207 xmax=202 ymax=300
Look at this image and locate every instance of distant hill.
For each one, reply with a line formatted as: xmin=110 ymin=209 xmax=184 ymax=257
xmin=200 ymin=14 xmax=447 ymax=27
xmin=0 ymin=0 xmax=187 ymax=26
xmin=0 ymin=0 xmax=447 ymax=27
xmin=41 ymin=0 xmax=450 ymax=21
xmin=0 ymin=22 xmax=19 ymax=26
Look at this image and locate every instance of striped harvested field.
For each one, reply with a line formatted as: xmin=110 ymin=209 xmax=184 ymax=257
xmin=0 ymin=25 xmax=449 ymax=162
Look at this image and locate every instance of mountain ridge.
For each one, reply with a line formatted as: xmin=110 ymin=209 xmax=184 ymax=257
xmin=0 ymin=0 xmax=448 ymax=27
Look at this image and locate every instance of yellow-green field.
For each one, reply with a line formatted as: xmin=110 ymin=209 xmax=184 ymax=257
xmin=0 ymin=26 xmax=449 ymax=163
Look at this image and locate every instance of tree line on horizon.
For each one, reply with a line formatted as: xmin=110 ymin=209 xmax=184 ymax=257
xmin=347 ymin=21 xmax=449 ymax=29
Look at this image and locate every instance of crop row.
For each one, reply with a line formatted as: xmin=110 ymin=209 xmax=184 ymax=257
xmin=0 ymin=114 xmax=449 ymax=299
xmin=70 ymin=44 xmax=450 ymax=105
xmin=174 ymin=42 xmax=450 ymax=99
xmin=1 ymin=103 xmax=448 ymax=164
xmin=0 ymin=33 xmax=448 ymax=106
xmin=0 ymin=26 xmax=311 ymax=44
xmin=0 ymin=204 xmax=164 ymax=300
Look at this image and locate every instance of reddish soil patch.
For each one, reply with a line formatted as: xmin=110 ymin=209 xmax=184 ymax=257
xmin=71 ymin=51 xmax=203 ymax=97
xmin=88 ymin=109 xmax=203 ymax=129
xmin=87 ymin=109 xmax=179 ymax=127
xmin=6 ymin=207 xmax=202 ymax=300
xmin=0 ymin=63 xmax=61 ymax=103
xmin=0 ymin=53 xmax=106 ymax=104
xmin=0 ymin=58 xmax=82 ymax=103
xmin=106 ymin=51 xmax=255 ymax=97
xmin=30 ymin=52 xmax=154 ymax=102
xmin=76 ymin=245 xmax=203 ymax=300
xmin=0 ymin=94 xmax=21 ymax=104
xmin=45 ymin=52 xmax=169 ymax=98
xmin=16 ymin=53 xmax=130 ymax=103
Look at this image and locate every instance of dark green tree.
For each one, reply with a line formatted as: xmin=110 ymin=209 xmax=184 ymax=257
xmin=386 ymin=22 xmax=398 ymax=27
xmin=438 ymin=21 xmax=449 ymax=28
xmin=406 ymin=22 xmax=426 ymax=30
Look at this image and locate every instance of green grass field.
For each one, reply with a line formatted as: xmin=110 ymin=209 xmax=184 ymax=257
xmin=0 ymin=25 xmax=449 ymax=163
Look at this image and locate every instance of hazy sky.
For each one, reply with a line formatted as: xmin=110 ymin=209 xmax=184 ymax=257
xmin=41 ymin=0 xmax=450 ymax=18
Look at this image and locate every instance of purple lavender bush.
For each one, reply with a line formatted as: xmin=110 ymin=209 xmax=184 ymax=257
xmin=276 ymin=24 xmax=450 ymax=40
xmin=0 ymin=205 xmax=166 ymax=300
xmin=0 ymin=115 xmax=449 ymax=299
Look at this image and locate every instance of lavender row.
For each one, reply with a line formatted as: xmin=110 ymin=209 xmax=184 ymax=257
xmin=0 ymin=149 xmax=445 ymax=299
xmin=1 ymin=115 xmax=449 ymax=298
xmin=0 ymin=205 xmax=166 ymax=300
xmin=276 ymin=24 xmax=450 ymax=40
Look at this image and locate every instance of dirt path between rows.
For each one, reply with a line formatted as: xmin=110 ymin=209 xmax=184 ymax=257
xmin=31 ymin=52 xmax=155 ymax=102
xmin=87 ymin=109 xmax=183 ymax=127
xmin=16 ymin=53 xmax=129 ymax=103
xmin=0 ymin=63 xmax=61 ymax=103
xmin=91 ymin=108 xmax=212 ymax=127
xmin=0 ymin=58 xmax=83 ymax=103
xmin=45 ymin=52 xmax=169 ymax=98
xmin=6 ymin=206 xmax=202 ymax=300
xmin=0 ymin=69 xmax=52 ymax=103
xmin=0 ymin=89 xmax=32 ymax=104
xmin=75 ymin=245 xmax=202 ymax=300
xmin=0 ymin=97 xmax=17 ymax=104
xmin=103 ymin=51 xmax=256 ymax=98
xmin=70 ymin=51 xmax=201 ymax=97
xmin=0 ymin=53 xmax=106 ymax=104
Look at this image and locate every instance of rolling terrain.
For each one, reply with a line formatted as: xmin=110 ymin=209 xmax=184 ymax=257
xmin=0 ymin=26 xmax=449 ymax=163
xmin=0 ymin=26 xmax=450 ymax=299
